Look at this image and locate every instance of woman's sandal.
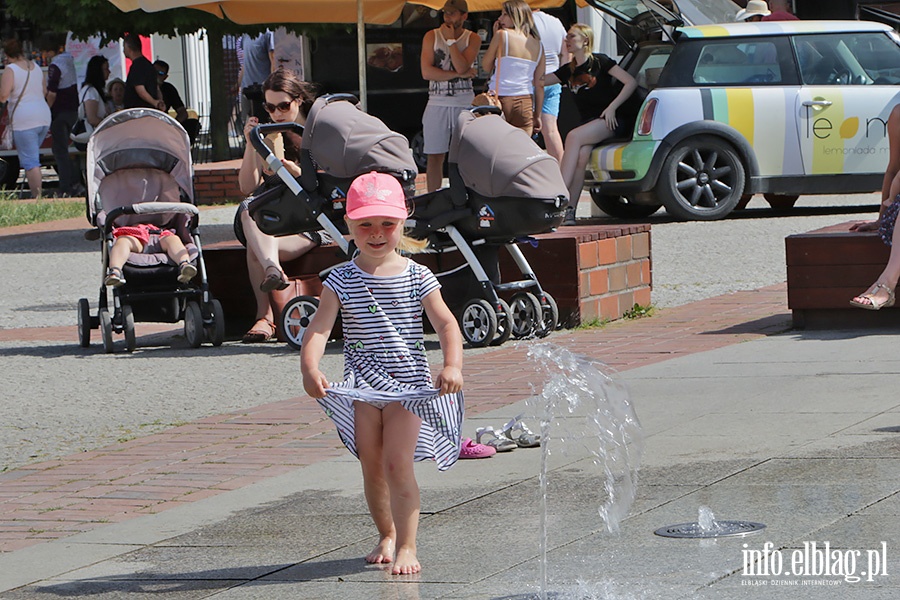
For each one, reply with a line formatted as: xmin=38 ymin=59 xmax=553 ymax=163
xmin=850 ymin=283 xmax=896 ymax=311
xmin=242 ymin=318 xmax=276 ymax=343
xmin=260 ymin=267 xmax=289 ymax=293
xmin=475 ymin=426 xmax=518 ymax=452
xmin=177 ymin=260 xmax=198 ymax=284
xmin=104 ymin=267 xmax=126 ymax=288
xmin=499 ymin=414 xmax=541 ymax=448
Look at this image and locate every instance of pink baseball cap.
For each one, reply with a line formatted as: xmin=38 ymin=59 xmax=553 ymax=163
xmin=345 ymin=172 xmax=409 ymax=220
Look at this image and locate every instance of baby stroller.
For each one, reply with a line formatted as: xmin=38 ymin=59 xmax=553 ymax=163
xmin=245 ymin=95 xmax=567 ymax=348
xmin=77 ymin=108 xmax=224 ymax=353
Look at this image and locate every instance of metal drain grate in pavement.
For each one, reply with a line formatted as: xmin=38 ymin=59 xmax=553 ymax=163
xmin=654 ymin=520 xmax=766 ymax=538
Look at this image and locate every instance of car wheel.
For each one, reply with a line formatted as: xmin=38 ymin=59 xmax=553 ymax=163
xmin=658 ymin=136 xmax=745 ymax=221
xmin=0 ymin=156 xmax=20 ymax=189
xmin=589 ymin=189 xmax=661 ymax=218
xmin=764 ymin=193 xmax=799 ymax=210
xmin=410 ymin=130 xmax=426 ymax=173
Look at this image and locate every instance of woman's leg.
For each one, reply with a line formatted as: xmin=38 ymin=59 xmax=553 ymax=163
xmin=853 ymin=208 xmax=900 ymax=306
xmin=25 ymin=167 xmax=42 ymax=198
xmin=559 ymin=119 xmax=615 ymax=207
xmin=354 ymin=402 xmax=396 ymax=565
xmin=380 ymin=402 xmax=423 ymax=575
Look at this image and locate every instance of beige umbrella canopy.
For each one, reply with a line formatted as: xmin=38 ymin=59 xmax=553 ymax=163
xmin=108 ymin=0 xmax=576 ymax=108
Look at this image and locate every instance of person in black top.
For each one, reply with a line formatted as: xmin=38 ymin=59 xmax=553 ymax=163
xmin=154 ymin=60 xmax=201 ymax=145
xmin=544 ymin=23 xmax=639 ymax=224
xmin=122 ymin=34 xmax=163 ymax=110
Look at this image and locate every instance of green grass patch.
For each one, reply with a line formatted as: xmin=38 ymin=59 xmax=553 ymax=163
xmin=623 ymin=303 xmax=655 ymax=320
xmin=576 ymin=317 xmax=611 ymax=330
xmin=0 ymin=197 xmax=84 ymax=228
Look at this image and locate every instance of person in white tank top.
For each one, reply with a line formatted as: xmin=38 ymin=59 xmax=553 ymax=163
xmin=480 ymin=0 xmax=545 ymax=137
xmin=420 ymin=0 xmax=479 ymax=192
xmin=0 ymin=38 xmax=51 ymax=198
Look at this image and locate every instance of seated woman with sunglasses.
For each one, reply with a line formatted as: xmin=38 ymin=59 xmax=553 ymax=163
xmin=236 ymin=68 xmax=325 ymax=343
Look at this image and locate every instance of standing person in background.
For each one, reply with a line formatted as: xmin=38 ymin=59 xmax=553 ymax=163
xmin=238 ymin=30 xmax=275 ymax=124
xmin=154 ymin=60 xmax=201 ymax=145
xmin=763 ymin=0 xmax=799 ymax=21
xmin=531 ymin=8 xmax=569 ymax=162
xmin=735 ymin=1 xmax=770 ymax=22
xmin=420 ymin=0 xmax=478 ymax=193
xmin=122 ymin=34 xmax=163 ymax=111
xmin=0 ymin=38 xmax=51 ymax=198
xmin=480 ymin=0 xmax=545 ymax=138
xmin=544 ymin=24 xmax=639 ymax=225
xmin=42 ymin=33 xmax=81 ymax=197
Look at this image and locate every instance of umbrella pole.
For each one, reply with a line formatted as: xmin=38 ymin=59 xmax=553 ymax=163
xmin=358 ymin=0 xmax=367 ymax=111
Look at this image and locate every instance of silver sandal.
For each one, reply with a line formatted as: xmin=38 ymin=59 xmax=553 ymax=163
xmin=499 ymin=414 xmax=541 ymax=448
xmin=475 ymin=426 xmax=518 ymax=452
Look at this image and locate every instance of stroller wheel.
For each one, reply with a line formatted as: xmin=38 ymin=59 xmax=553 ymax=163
xmin=509 ymin=292 xmax=542 ymax=339
xmin=281 ymin=296 xmax=319 ymax=351
xmin=77 ymin=298 xmax=91 ymax=348
xmin=98 ymin=308 xmax=114 ymax=354
xmin=461 ymin=299 xmax=498 ymax=348
xmin=490 ymin=299 xmax=513 ymax=346
xmin=184 ymin=301 xmax=204 ymax=348
xmin=122 ymin=305 xmax=136 ymax=353
xmin=206 ymin=299 xmax=226 ymax=347
xmin=536 ymin=292 xmax=560 ymax=337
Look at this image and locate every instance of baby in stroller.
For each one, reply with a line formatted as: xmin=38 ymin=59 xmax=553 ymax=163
xmin=104 ymin=223 xmax=197 ymax=288
xmin=78 ymin=108 xmax=224 ymax=353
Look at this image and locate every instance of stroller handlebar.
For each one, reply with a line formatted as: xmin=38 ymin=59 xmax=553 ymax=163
xmin=249 ymin=123 xmax=306 ymax=196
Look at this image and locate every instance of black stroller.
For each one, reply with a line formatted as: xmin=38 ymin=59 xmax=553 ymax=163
xmin=77 ymin=109 xmax=224 ymax=353
xmin=245 ymin=95 xmax=567 ymax=347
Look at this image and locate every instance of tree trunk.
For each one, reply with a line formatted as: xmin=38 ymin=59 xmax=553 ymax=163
xmin=205 ymin=28 xmax=231 ymax=162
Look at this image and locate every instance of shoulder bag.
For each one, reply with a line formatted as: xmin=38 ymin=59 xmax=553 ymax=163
xmin=0 ymin=63 xmax=32 ymax=151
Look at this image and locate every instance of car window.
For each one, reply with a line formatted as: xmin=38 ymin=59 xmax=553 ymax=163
xmin=794 ymin=32 xmax=900 ymax=85
xmin=692 ymin=40 xmax=785 ymax=85
xmin=633 ymin=46 xmax=673 ymax=90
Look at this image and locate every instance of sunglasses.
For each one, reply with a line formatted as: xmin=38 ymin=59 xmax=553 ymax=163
xmin=263 ymin=100 xmax=294 ymax=113
xmin=157 ymin=70 xmax=167 ymax=76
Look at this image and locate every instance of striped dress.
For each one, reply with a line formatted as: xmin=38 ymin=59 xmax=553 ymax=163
xmin=318 ymin=259 xmax=464 ymax=471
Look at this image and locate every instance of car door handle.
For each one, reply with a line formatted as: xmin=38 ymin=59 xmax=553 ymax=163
xmin=802 ymin=100 xmax=833 ymax=107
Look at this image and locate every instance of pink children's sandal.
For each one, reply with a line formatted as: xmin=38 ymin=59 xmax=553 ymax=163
xmin=458 ymin=437 xmax=497 ymax=459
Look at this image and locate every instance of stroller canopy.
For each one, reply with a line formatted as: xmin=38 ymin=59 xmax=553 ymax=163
xmin=86 ymin=108 xmax=194 ymax=211
xmin=449 ymin=111 xmax=568 ymax=201
xmin=301 ymin=96 xmax=417 ymax=180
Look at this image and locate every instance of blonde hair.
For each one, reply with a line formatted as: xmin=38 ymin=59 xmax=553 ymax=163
xmin=502 ymin=0 xmax=538 ymax=39
xmin=569 ymin=23 xmax=594 ymax=54
xmin=398 ymin=233 xmax=429 ymax=254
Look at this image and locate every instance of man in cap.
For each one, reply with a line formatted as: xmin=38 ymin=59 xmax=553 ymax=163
xmin=420 ymin=0 xmax=479 ymax=192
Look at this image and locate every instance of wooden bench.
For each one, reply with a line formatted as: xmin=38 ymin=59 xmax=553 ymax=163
xmin=786 ymin=221 xmax=900 ymax=328
xmin=204 ymin=223 xmax=652 ymax=339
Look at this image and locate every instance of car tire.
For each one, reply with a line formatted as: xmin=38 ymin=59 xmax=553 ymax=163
xmin=0 ymin=156 xmax=20 ymax=189
xmin=589 ymin=189 xmax=662 ymax=218
xmin=658 ymin=136 xmax=745 ymax=221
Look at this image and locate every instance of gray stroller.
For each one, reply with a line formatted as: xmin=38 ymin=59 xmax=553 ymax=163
xmin=244 ymin=95 xmax=567 ymax=348
xmin=77 ymin=108 xmax=224 ymax=353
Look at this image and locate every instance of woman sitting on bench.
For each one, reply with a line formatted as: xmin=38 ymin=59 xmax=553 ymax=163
xmin=236 ymin=69 xmax=325 ymax=342
xmin=850 ymin=103 xmax=900 ymax=310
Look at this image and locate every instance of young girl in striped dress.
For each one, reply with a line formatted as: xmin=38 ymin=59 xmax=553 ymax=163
xmin=300 ymin=171 xmax=464 ymax=575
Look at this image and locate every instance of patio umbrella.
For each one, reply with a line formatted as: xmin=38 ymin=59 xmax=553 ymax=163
xmin=109 ymin=0 xmax=575 ymax=109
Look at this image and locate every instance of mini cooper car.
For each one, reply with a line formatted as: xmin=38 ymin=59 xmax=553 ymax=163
xmin=585 ymin=3 xmax=900 ymax=220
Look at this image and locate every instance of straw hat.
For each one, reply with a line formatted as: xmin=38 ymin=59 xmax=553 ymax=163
xmin=736 ymin=1 xmax=771 ymax=21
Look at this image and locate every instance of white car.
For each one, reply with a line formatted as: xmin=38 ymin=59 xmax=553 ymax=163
xmin=586 ymin=2 xmax=900 ymax=220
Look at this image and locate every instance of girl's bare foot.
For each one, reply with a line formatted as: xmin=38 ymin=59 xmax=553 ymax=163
xmin=391 ymin=546 xmax=421 ymax=575
xmin=366 ymin=536 xmax=394 ymax=564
